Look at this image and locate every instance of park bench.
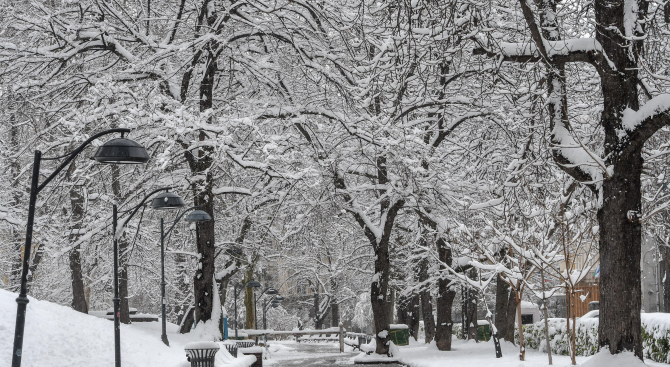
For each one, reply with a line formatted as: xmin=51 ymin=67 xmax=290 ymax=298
xmin=297 ymin=333 xmax=339 ymax=343
xmin=343 ymin=333 xmax=373 ymax=351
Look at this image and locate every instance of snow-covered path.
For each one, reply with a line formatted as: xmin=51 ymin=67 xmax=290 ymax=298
xmin=264 ymin=341 xmax=401 ymax=366
xmin=264 ymin=338 xmax=670 ymax=367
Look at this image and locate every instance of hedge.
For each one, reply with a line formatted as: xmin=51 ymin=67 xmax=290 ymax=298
xmin=515 ymin=313 xmax=670 ymax=364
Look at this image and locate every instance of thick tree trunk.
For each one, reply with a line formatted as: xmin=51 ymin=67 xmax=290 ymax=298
xmin=418 ymin=256 xmax=436 ymax=343
xmin=331 ymin=278 xmax=339 ymax=327
xmin=69 ymin=248 xmax=88 ymax=313
xmin=244 ymin=266 xmax=256 ymax=329
xmin=398 ymin=293 xmax=421 ymax=340
xmin=597 ymin=154 xmax=643 ymax=356
xmin=435 ymin=238 xmax=455 ymax=351
xmin=67 ymin=161 xmax=88 ymax=314
xmin=371 ymin=235 xmax=393 ymax=354
xmin=594 ymin=2 xmax=645 ymax=357
xmin=494 ymin=274 xmax=509 ymax=338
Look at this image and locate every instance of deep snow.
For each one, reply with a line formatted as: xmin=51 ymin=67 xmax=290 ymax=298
xmin=0 ymin=289 xmax=254 ymax=367
xmin=1 ymin=288 xmax=668 ymax=367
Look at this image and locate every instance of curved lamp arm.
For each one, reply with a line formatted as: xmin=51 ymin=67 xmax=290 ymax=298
xmin=162 ymin=206 xmax=202 ymax=239
xmin=37 ymin=128 xmax=131 ymax=193
xmin=115 ymin=186 xmax=172 ymax=239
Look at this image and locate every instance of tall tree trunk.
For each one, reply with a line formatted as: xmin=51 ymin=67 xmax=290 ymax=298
xmin=244 ymin=265 xmax=256 ymax=329
xmin=435 ymin=237 xmax=455 ymax=351
xmin=331 ymin=277 xmax=340 ymax=327
xmin=418 ymin=256 xmax=435 ymax=343
xmin=180 ymin=7 xmax=220 ymax=330
xmin=494 ymin=274 xmax=509 ymax=338
xmin=370 ymin=234 xmax=393 ymax=354
xmin=67 ymin=161 xmax=88 ymax=313
xmin=408 ymin=294 xmax=421 ymax=341
xmin=594 ymin=1 xmax=646 ymax=357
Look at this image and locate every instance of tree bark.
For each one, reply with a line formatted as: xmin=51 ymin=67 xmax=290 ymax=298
xmin=244 ymin=265 xmax=256 ymax=329
xmin=435 ymin=237 xmax=455 ymax=351
xmin=418 ymin=256 xmax=436 ymax=344
xmin=331 ymin=278 xmax=340 ymax=327
xmin=494 ymin=274 xmax=509 ymax=338
xmin=67 ymin=161 xmax=88 ymax=313
xmin=594 ymin=1 xmax=646 ymax=357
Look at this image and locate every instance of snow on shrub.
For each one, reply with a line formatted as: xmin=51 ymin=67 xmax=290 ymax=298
xmin=516 ymin=313 xmax=670 ymax=363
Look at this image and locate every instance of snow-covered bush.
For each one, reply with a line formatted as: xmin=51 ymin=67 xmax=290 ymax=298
xmin=518 ymin=314 xmax=670 ymax=363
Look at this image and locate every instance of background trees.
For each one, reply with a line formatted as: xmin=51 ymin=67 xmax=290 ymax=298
xmin=1 ymin=1 xmax=670 ymax=361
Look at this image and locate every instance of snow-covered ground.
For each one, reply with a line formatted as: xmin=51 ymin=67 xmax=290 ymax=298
xmin=1 ymin=288 xmax=667 ymax=367
xmin=0 ymin=289 xmax=253 ymax=367
xmin=264 ymin=338 xmax=667 ymax=367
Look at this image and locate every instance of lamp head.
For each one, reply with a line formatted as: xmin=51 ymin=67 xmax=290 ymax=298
xmin=246 ymin=280 xmax=261 ymax=288
xmin=150 ymin=192 xmax=186 ymax=210
xmin=266 ymin=288 xmax=278 ymax=295
xmin=185 ymin=209 xmax=212 ymax=222
xmin=274 ymin=296 xmax=284 ymax=301
xmin=93 ymin=137 xmax=150 ymax=164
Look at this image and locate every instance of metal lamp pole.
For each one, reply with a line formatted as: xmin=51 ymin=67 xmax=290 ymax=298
xmin=155 ymin=206 xmax=211 ymax=346
xmin=11 ymin=128 xmax=148 ymax=367
xmin=112 ymin=187 xmax=184 ymax=366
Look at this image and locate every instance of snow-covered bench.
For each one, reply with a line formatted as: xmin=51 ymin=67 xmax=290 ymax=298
xmin=297 ymin=333 xmax=338 ymax=343
xmin=343 ymin=333 xmax=373 ymax=351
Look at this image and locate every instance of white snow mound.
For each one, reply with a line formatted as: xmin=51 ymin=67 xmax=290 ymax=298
xmin=579 ymin=349 xmax=645 ymax=367
xmin=0 ymin=289 xmax=253 ymax=367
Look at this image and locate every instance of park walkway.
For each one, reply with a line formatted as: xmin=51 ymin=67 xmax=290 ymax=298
xmin=264 ymin=341 xmax=404 ymax=367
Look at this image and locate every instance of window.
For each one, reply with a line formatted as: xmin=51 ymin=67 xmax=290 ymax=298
xmin=521 ymin=314 xmax=534 ymax=325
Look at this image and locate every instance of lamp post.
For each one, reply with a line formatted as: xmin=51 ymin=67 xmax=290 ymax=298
xmin=112 ymin=188 xmax=185 ymax=367
xmin=262 ymin=295 xmax=283 ymax=331
xmin=11 ymin=128 xmax=149 ymax=367
xmin=261 ymin=296 xmax=282 ymax=345
xmin=150 ymin=204 xmax=211 ymax=346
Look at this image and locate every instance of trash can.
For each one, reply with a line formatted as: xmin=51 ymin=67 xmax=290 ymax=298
xmin=239 ymin=346 xmax=264 ymax=367
xmin=476 ymin=320 xmax=491 ymax=342
xmin=389 ymin=324 xmax=410 ymax=346
xmin=222 ymin=340 xmax=238 ymax=357
xmin=184 ymin=341 xmax=220 ymax=367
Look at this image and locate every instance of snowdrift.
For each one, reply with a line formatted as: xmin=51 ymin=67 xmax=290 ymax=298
xmin=0 ymin=289 xmax=254 ymax=367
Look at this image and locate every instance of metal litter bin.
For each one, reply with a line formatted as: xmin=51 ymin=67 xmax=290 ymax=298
xmin=184 ymin=341 xmax=219 ymax=367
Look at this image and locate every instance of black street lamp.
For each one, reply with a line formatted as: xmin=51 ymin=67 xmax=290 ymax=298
xmin=262 ymin=295 xmax=283 ymax=330
xmin=260 ymin=294 xmax=282 ymax=345
xmin=112 ymin=187 xmax=183 ymax=367
xmin=151 ymin=204 xmax=211 ymax=346
xmin=11 ymin=128 xmax=148 ymax=367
